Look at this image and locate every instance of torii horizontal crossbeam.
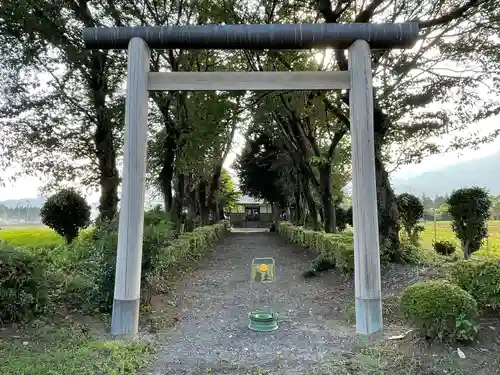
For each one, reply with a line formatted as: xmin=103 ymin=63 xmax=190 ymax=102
xmin=83 ymin=23 xmax=420 ymax=50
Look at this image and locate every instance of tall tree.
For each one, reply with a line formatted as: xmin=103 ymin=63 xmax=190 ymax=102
xmin=0 ymin=0 xmax=126 ymax=220
xmin=314 ymin=0 xmax=499 ymax=253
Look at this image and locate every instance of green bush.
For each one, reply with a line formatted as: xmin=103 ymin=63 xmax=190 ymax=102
xmin=0 ymin=245 xmax=48 ymax=322
xmin=433 ymin=240 xmax=456 ymax=256
xmin=88 ymin=212 xmax=174 ymax=311
xmin=335 ymin=206 xmax=349 ymax=232
xmin=279 ymin=222 xmax=354 ymax=275
xmin=336 ymin=241 xmax=355 ymax=274
xmin=40 ymin=188 xmax=91 ymax=244
xmin=447 ymin=187 xmax=491 ymax=259
xmin=345 ymin=206 xmax=353 ymax=227
xmin=400 ymin=280 xmax=478 ymax=342
xmin=88 ymin=213 xmax=227 ymax=313
xmin=447 ymin=260 xmax=500 ymax=310
xmin=397 ymin=193 xmax=424 ymax=245
xmin=399 ymin=243 xmax=423 ymax=264
xmin=87 ymin=219 xmax=119 ymax=312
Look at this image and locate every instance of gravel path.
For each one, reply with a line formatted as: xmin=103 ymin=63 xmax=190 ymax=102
xmin=145 ymin=229 xmax=358 ymax=375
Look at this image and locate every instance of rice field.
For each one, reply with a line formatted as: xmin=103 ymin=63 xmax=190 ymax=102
xmin=2 ymin=221 xmax=500 ymax=258
xmin=0 ymin=225 xmax=63 ymax=248
xmin=420 ymin=220 xmax=500 ymax=257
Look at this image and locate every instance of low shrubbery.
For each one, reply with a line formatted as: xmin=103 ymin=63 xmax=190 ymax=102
xmin=398 ymin=243 xmax=427 ymax=264
xmin=433 ymin=239 xmax=457 ymax=256
xmin=279 ymin=222 xmax=354 ymax=275
xmin=446 ymin=260 xmax=500 ymax=311
xmin=400 ymin=280 xmax=479 ymax=342
xmin=0 ymin=211 xmax=228 ymax=321
xmin=88 ymin=214 xmax=228 ymax=313
xmin=0 ymin=245 xmax=48 ymax=322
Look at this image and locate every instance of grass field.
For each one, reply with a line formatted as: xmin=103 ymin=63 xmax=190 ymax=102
xmin=0 ymin=224 xmax=154 ymax=374
xmin=420 ymin=220 xmax=500 ymax=257
xmin=0 ymin=320 xmax=153 ymax=375
xmin=0 ymin=225 xmax=63 ymax=248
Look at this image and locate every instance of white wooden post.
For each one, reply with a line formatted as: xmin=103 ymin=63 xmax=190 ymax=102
xmin=348 ymin=39 xmax=383 ymax=335
xmin=111 ymin=37 xmax=150 ymax=337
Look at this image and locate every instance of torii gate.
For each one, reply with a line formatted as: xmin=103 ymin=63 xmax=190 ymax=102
xmin=83 ymin=23 xmax=419 ymax=338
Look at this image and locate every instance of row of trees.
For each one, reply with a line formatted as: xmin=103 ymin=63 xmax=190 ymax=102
xmin=397 ymin=188 xmax=492 ymax=259
xmin=420 ymin=193 xmax=500 ymax=221
xmin=0 ymin=1 xmax=499 ymax=241
xmin=0 ymin=204 xmax=41 ymax=222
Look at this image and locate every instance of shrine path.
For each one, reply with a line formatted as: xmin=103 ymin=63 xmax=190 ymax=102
xmin=144 ymin=228 xmax=360 ymax=375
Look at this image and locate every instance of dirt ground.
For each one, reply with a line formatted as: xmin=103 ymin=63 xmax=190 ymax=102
xmin=2 ymin=229 xmax=498 ymax=374
xmin=141 ymin=230 xmax=500 ymax=375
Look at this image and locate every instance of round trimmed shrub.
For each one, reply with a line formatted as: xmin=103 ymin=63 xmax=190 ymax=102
xmin=433 ymin=240 xmax=456 ymax=256
xmin=0 ymin=246 xmax=48 ymax=322
xmin=40 ymin=188 xmax=91 ymax=244
xmin=400 ymin=280 xmax=478 ymax=342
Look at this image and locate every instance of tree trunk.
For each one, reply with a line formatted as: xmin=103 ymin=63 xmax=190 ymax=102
xmin=93 ymin=110 xmax=119 ymax=223
xmin=89 ymin=51 xmax=119 ymax=222
xmin=218 ymin=204 xmax=224 ymax=222
xmin=198 ymin=181 xmax=209 ymax=224
xmin=186 ymin=188 xmax=197 ymax=232
xmin=174 ymin=172 xmax=185 ymax=227
xmin=207 ymin=163 xmax=223 ymax=223
xmin=463 ymin=240 xmax=471 ymax=260
xmin=302 ymin=177 xmax=321 ymax=231
xmin=159 ymin=133 xmax=176 ymax=212
xmin=96 ymin=149 xmax=119 ymax=222
xmin=271 ymin=203 xmax=280 ymax=231
xmin=371 ymin=104 xmax=401 ymax=258
xmin=319 ymin=164 xmax=336 ymax=233
xmin=294 ymin=190 xmax=302 ymax=224
xmin=374 ymin=152 xmax=401 ymax=255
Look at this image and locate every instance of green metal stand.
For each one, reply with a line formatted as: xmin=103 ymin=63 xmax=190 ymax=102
xmin=249 ymin=257 xmax=278 ymax=332
xmin=248 ymin=310 xmax=278 ymax=332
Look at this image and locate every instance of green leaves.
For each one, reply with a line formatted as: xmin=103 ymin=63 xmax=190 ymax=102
xmin=447 ymin=187 xmax=492 ymax=258
xmin=40 ymin=188 xmax=91 ymax=244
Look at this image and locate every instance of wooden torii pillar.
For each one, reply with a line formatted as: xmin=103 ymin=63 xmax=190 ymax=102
xmin=83 ymin=22 xmax=419 ymax=338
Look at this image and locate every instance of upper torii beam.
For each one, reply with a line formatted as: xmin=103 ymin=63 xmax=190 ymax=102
xmin=83 ymin=23 xmax=419 ymax=50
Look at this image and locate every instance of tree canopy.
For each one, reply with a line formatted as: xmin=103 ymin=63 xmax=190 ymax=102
xmin=0 ymin=0 xmax=497 ymax=243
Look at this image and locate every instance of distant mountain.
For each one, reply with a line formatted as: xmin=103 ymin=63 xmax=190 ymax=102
xmin=0 ymin=198 xmax=46 ymax=208
xmin=392 ymin=151 xmax=500 ymax=197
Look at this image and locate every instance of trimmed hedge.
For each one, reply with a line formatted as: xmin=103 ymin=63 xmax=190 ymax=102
xmin=400 ymin=280 xmax=478 ymax=342
xmin=446 ymin=260 xmax=500 ymax=311
xmin=156 ymin=222 xmax=228 ymax=271
xmin=0 ymin=245 xmax=48 ymax=322
xmin=279 ymin=222 xmax=354 ymax=275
